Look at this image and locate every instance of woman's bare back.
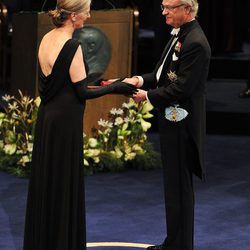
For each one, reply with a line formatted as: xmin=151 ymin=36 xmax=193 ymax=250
xmin=38 ymin=29 xmax=72 ymax=77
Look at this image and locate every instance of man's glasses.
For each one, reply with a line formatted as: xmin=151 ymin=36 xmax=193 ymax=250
xmin=160 ymin=4 xmax=185 ymax=11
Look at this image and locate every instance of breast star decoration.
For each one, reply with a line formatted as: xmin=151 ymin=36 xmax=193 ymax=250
xmin=165 ymin=69 xmax=189 ymax=122
xmin=167 ymin=70 xmax=178 ymax=82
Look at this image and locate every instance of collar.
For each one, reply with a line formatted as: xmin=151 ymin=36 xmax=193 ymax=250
xmin=170 ymin=18 xmax=196 ymax=36
xmin=170 ymin=28 xmax=180 ymax=36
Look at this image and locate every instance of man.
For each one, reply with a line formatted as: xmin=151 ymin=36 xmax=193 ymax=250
xmin=125 ymin=0 xmax=211 ymax=249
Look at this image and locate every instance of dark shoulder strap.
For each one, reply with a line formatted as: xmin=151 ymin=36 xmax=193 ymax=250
xmin=39 ymin=39 xmax=81 ymax=103
xmin=53 ymin=38 xmax=81 ymax=73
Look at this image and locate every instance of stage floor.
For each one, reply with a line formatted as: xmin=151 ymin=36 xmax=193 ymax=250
xmin=0 ymin=134 xmax=250 ymax=250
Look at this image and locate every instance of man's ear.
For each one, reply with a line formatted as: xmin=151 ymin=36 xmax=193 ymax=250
xmin=185 ymin=5 xmax=192 ymax=15
xmin=71 ymin=12 xmax=76 ymax=22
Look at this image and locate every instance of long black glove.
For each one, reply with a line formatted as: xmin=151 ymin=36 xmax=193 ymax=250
xmin=72 ymin=76 xmax=138 ymax=101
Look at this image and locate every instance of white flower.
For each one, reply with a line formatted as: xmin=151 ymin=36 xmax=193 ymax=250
xmin=8 ymin=101 xmax=18 ymax=111
xmin=98 ymin=118 xmax=113 ymax=128
xmin=104 ymin=128 xmax=111 ymax=135
xmin=88 ymin=138 xmax=98 ymax=148
xmin=4 ymin=144 xmax=17 ymax=155
xmin=124 ymin=116 xmax=130 ymax=123
xmin=114 ymin=117 xmax=124 ymax=126
xmin=132 ymin=144 xmax=145 ymax=154
xmin=122 ymin=102 xmax=130 ymax=109
xmin=27 ymin=143 xmax=33 ymax=152
xmin=116 ymin=108 xmax=124 ymax=115
xmin=21 ymin=96 xmax=33 ymax=105
xmin=125 ymin=152 xmax=136 ymax=161
xmin=122 ymin=98 xmax=136 ymax=109
xmin=84 ymin=149 xmax=100 ymax=158
xmin=110 ymin=108 xmax=124 ymax=116
xmin=107 ymin=122 xmax=113 ymax=128
xmin=98 ymin=118 xmax=107 ymax=127
xmin=2 ymin=94 xmax=14 ymax=102
xmin=18 ymin=155 xmax=31 ymax=166
xmin=110 ymin=108 xmax=117 ymax=115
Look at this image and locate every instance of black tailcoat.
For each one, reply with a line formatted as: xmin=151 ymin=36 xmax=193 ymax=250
xmin=142 ymin=20 xmax=211 ymax=179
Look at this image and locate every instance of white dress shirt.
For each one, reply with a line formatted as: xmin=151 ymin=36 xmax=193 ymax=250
xmin=135 ymin=28 xmax=180 ymax=88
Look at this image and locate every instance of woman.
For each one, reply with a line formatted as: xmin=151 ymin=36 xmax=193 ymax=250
xmin=23 ymin=1 xmax=136 ymax=249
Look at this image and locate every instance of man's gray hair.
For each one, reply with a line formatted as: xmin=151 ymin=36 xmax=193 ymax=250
xmin=180 ymin=0 xmax=199 ymax=17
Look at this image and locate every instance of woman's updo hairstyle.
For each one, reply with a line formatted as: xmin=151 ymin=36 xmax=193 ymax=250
xmin=49 ymin=0 xmax=91 ymax=28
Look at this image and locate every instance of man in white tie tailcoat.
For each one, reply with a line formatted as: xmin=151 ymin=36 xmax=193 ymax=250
xmin=124 ymin=0 xmax=211 ymax=249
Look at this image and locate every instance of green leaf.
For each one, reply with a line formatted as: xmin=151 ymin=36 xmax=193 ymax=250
xmin=143 ymin=113 xmax=154 ymax=119
xmin=122 ymin=123 xmax=128 ymax=131
xmin=84 ymin=159 xmax=89 ymax=166
xmin=141 ymin=101 xmax=154 ymax=114
xmin=6 ymin=131 xmax=16 ymax=143
xmin=140 ymin=119 xmax=151 ymax=132
xmin=0 ymin=112 xmax=5 ymax=119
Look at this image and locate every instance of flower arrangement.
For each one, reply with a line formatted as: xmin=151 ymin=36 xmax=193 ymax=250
xmin=0 ymin=91 xmax=161 ymax=177
xmin=0 ymin=91 xmax=40 ymax=177
xmin=83 ymin=98 xmax=161 ymax=174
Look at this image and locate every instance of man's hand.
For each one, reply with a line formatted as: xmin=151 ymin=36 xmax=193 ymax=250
xmin=123 ymin=77 xmax=140 ymax=87
xmin=133 ymin=89 xmax=147 ymax=103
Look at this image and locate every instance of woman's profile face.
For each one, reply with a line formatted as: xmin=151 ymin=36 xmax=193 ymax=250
xmin=74 ymin=7 xmax=91 ymax=29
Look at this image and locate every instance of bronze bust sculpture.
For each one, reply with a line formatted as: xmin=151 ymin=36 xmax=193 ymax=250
xmin=73 ymin=26 xmax=112 ymax=80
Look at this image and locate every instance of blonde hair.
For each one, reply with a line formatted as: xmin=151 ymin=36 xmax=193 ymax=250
xmin=49 ymin=0 xmax=91 ymax=27
xmin=180 ymin=0 xmax=199 ymax=17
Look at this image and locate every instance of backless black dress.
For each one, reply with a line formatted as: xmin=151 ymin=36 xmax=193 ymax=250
xmin=23 ymin=38 xmax=136 ymax=250
xmin=23 ymin=39 xmax=86 ymax=250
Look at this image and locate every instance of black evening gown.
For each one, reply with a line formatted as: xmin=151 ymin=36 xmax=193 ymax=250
xmin=23 ymin=38 xmax=137 ymax=250
xmin=23 ymin=39 xmax=86 ymax=250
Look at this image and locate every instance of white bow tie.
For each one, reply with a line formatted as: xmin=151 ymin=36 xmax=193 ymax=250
xmin=170 ymin=28 xmax=180 ymax=36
